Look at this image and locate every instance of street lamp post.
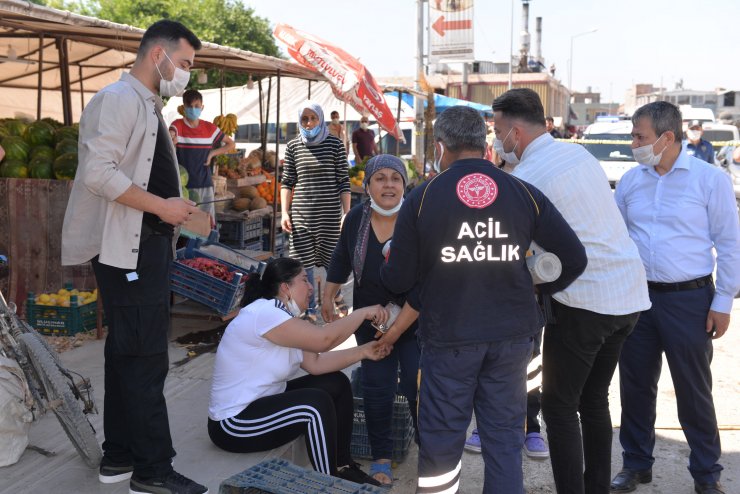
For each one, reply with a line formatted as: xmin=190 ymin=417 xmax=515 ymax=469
xmin=567 ymin=28 xmax=597 ymax=125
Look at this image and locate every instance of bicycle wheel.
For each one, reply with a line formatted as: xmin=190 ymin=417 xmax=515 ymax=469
xmin=19 ymin=333 xmax=102 ymax=468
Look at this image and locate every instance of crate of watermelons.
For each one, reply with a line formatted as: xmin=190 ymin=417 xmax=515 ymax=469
xmin=170 ymin=239 xmax=255 ymax=315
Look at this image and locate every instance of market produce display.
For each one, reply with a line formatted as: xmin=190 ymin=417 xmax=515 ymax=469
xmin=34 ymin=287 xmax=98 ymax=307
xmin=348 ymin=160 xmax=366 ymax=187
xmin=0 ymin=118 xmax=78 ymax=179
xmin=213 ymin=113 xmax=238 ymax=136
xmin=178 ymin=257 xmax=244 ymax=283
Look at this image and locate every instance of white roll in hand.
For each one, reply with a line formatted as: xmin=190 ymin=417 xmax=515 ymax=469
xmin=527 ymin=252 xmax=562 ymax=284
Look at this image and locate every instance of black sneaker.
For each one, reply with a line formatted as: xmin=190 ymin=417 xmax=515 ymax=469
xmin=129 ymin=470 xmax=208 ymax=494
xmin=336 ymin=462 xmax=382 ymax=486
xmin=99 ymin=460 xmax=133 ymax=484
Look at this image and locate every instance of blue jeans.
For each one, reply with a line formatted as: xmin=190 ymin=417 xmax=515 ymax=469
xmin=355 ymin=330 xmax=420 ymax=460
xmin=305 ymin=267 xmax=317 ymax=314
xmin=619 ymin=285 xmax=722 ymax=485
xmin=417 ymin=336 xmax=534 ymax=494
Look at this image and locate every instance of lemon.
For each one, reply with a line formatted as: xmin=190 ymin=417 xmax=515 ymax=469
xmin=38 ymin=293 xmax=51 ymax=304
xmin=57 ymin=288 xmax=70 ymax=296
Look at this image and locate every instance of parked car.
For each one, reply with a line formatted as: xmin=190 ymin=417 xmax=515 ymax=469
xmin=582 ymin=121 xmax=636 ymax=187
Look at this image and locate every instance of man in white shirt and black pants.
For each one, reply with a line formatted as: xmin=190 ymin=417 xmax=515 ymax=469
xmin=491 ymin=89 xmax=652 ymax=494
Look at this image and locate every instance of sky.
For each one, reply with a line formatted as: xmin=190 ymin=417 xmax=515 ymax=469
xmin=245 ymin=0 xmax=739 ymax=104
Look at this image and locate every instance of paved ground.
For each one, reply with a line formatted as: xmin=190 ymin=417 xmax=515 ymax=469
xmin=1 ymin=271 xmax=738 ymax=493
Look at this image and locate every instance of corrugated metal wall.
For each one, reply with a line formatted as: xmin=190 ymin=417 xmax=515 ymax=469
xmin=447 ymin=81 xmax=569 ymax=119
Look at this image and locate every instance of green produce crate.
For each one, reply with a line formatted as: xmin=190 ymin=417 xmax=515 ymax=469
xmin=26 ymin=292 xmax=99 ymax=336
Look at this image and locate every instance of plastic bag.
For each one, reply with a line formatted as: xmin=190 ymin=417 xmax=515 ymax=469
xmin=0 ymin=356 xmax=33 ymax=466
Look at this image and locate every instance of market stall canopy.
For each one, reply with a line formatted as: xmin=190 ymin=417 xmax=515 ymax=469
xmin=385 ymin=91 xmax=494 ymax=117
xmin=0 ymin=0 xmax=322 ymax=122
xmin=273 ymin=23 xmax=401 ymax=138
xmin=162 ymin=78 xmax=416 ymax=127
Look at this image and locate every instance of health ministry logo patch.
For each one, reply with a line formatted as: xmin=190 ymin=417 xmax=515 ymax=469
xmin=456 ymin=173 xmax=498 ymax=209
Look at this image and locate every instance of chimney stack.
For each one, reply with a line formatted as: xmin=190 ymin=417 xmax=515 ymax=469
xmin=535 ymin=17 xmax=542 ymax=65
xmin=520 ymin=1 xmax=531 ymax=54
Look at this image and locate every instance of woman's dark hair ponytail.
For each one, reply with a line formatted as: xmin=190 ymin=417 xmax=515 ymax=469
xmin=241 ymin=257 xmax=304 ymax=306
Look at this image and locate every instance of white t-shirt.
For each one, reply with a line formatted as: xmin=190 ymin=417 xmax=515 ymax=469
xmin=208 ymin=298 xmax=304 ymax=421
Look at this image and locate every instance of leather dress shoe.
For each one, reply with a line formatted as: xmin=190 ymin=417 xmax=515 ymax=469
xmin=694 ymin=481 xmax=725 ymax=494
xmin=610 ymin=469 xmax=652 ymax=493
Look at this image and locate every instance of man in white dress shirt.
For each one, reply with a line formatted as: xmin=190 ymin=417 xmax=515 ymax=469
xmin=490 ymin=88 xmax=651 ymax=494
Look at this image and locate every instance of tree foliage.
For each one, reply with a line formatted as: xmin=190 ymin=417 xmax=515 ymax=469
xmin=36 ymin=0 xmax=282 ymax=88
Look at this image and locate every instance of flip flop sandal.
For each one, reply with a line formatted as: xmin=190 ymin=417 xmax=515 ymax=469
xmin=369 ymin=461 xmax=393 ymax=489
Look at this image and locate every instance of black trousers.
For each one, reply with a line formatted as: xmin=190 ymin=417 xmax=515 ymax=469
xmin=208 ymin=372 xmax=354 ymax=475
xmin=92 ymin=233 xmax=175 ymax=479
xmin=541 ymin=300 xmax=639 ymax=494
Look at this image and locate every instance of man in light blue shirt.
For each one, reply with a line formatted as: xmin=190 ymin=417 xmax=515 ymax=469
xmin=612 ymin=101 xmax=740 ymax=494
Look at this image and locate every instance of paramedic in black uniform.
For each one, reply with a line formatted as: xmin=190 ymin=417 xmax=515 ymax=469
xmin=380 ymin=106 xmax=588 ymax=494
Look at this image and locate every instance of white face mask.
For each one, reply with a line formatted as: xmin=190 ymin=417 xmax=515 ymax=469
xmin=686 ymin=129 xmax=702 ymax=141
xmin=285 ymin=287 xmax=302 ymax=316
xmin=360 ymin=122 xmax=369 ymax=130
xmin=632 ymin=133 xmax=667 ymax=167
xmin=332 ymin=118 xmax=340 ymax=125
xmin=156 ymin=51 xmax=190 ymax=97
xmin=370 ymin=196 xmax=404 ymax=216
xmin=433 ymin=142 xmax=445 ymax=173
xmin=492 ymin=127 xmax=520 ymax=165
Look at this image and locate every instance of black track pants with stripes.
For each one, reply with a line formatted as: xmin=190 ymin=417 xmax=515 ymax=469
xmin=207 ymin=372 xmax=354 ymax=475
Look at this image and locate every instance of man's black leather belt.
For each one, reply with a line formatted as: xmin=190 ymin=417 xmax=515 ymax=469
xmin=647 ymin=275 xmax=713 ymax=292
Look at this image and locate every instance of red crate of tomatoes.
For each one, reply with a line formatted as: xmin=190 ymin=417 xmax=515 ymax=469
xmin=170 ymin=240 xmax=255 ymax=315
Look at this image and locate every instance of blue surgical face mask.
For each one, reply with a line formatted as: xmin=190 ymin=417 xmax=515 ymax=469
xmin=184 ymin=107 xmax=202 ymax=120
xmin=300 ymin=124 xmax=322 ymax=140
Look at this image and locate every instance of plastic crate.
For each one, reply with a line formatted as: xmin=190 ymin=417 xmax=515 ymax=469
xmin=26 ymin=291 xmax=99 ymax=336
xmin=349 ymin=367 xmax=414 ymax=462
xmin=218 ymin=216 xmax=263 ymax=249
xmin=262 ymin=232 xmax=289 ymax=256
xmin=350 ymin=395 xmax=414 ymax=462
xmin=219 ymin=458 xmax=386 ymax=494
xmin=170 ymin=238 xmax=258 ymax=315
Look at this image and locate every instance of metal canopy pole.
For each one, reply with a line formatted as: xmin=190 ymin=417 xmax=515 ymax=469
xmin=270 ymin=70 xmax=281 ymax=253
xmin=36 ymin=33 xmax=44 ymax=120
xmin=307 ymin=79 xmax=311 ymax=100
xmin=396 ymin=92 xmax=402 ymax=156
xmin=78 ymin=65 xmax=84 ymax=114
xmin=258 ymin=78 xmax=264 ymax=153
xmin=57 ymin=37 xmax=73 ymax=125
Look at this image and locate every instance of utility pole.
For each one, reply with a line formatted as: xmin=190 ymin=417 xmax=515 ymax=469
xmin=415 ymin=0 xmax=425 ymax=171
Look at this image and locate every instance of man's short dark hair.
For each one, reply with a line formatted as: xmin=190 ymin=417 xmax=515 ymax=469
xmin=433 ymin=106 xmax=487 ymax=154
xmin=632 ymin=101 xmax=683 ymax=145
xmin=182 ymin=89 xmax=203 ymax=106
xmin=545 ymin=116 xmax=555 ymax=123
xmin=491 ymin=88 xmax=546 ymax=126
xmin=330 ymin=111 xmax=339 ymax=117
xmin=138 ymin=20 xmax=202 ymax=59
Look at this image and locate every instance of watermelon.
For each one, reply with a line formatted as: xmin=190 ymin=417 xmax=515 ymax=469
xmin=54 ymin=126 xmax=78 ymax=144
xmin=55 ymin=138 xmax=78 ymax=156
xmin=0 ymin=159 xmax=29 ymax=178
xmin=29 ymin=155 xmax=55 ymax=179
xmin=3 ymin=119 xmax=28 ymax=137
xmin=1 ymin=136 xmax=30 ymax=163
xmin=0 ymin=125 xmax=9 ymax=139
xmin=23 ymin=120 xmax=56 ymax=147
xmin=53 ymin=152 xmax=78 ymax=180
xmin=30 ymin=145 xmax=55 ymax=162
xmin=40 ymin=117 xmax=63 ymax=129
xmin=189 ymin=189 xmax=201 ymax=203
xmin=181 ymin=187 xmax=189 ymax=201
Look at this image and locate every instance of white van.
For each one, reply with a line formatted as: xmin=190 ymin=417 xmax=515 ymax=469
xmin=582 ymin=121 xmax=637 ymax=187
